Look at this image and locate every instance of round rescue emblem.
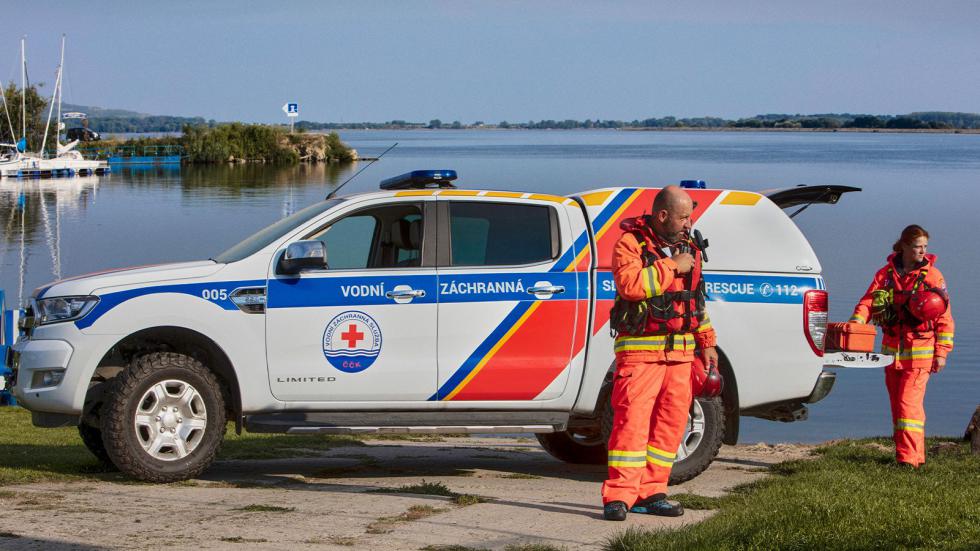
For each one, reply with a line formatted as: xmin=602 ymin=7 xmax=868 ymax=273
xmin=322 ymin=311 xmax=382 ymax=373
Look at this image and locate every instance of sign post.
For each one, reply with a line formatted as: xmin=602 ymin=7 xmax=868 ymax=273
xmin=282 ymin=102 xmax=299 ymax=133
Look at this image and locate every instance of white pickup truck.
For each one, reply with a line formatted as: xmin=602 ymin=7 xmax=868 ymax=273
xmin=7 ymin=170 xmax=877 ymax=482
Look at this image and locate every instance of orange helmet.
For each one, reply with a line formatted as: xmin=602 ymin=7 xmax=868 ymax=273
xmin=908 ymin=288 xmax=948 ymax=322
xmin=691 ymin=356 xmax=723 ymax=398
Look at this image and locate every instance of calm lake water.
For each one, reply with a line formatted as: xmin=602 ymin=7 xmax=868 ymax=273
xmin=2 ymin=129 xmax=978 ymax=443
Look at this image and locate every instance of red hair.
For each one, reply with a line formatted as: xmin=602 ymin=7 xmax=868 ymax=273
xmin=892 ymin=224 xmax=929 ymax=253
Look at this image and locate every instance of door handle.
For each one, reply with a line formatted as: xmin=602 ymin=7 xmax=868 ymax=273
xmin=527 ymin=285 xmax=565 ymax=295
xmin=386 ymin=289 xmax=426 ymax=299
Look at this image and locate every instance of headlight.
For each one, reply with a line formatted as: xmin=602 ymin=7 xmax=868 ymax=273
xmin=34 ymin=296 xmax=100 ymax=325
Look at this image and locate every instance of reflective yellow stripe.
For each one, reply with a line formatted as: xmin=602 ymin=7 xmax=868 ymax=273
xmin=882 ymin=345 xmax=934 ymax=360
xmin=646 ymin=445 xmax=676 ymax=468
xmin=647 ymin=457 xmax=673 ymax=468
xmin=609 ymin=460 xmax=647 ymax=468
xmin=695 ymin=320 xmax=712 ymax=333
xmin=614 ymin=334 xmax=697 ymax=353
xmin=937 ymin=332 xmax=954 ymax=344
xmin=646 ymin=445 xmax=677 ymax=459
xmin=849 ymin=314 xmax=867 ymax=323
xmin=642 ymin=266 xmax=661 ymax=298
xmin=896 ymin=418 xmax=925 ymax=433
xmin=608 ymin=450 xmax=646 ymax=457
xmin=608 ymin=450 xmax=647 ymax=468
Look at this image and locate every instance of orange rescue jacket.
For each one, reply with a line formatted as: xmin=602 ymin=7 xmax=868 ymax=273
xmin=612 ymin=229 xmax=717 ymax=362
xmin=851 ymin=253 xmax=954 ymax=369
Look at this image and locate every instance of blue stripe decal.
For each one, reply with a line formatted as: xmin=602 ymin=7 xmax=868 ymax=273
xmin=267 ymin=275 xmax=438 ymax=307
xmin=589 ymin=189 xmax=636 ymax=234
xmin=75 ymin=280 xmax=265 ymax=329
xmin=548 ymin=189 xmax=632 ymax=274
xmin=429 ymin=299 xmax=536 ymax=401
xmin=438 ymin=272 xmax=584 ymax=303
xmin=597 ymin=272 xmax=822 ymax=304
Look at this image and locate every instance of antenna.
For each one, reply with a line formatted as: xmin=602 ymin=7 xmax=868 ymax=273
xmin=326 ymin=142 xmax=398 ymax=199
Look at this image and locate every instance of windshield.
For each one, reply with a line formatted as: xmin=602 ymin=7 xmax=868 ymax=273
xmin=212 ymin=198 xmax=345 ymax=264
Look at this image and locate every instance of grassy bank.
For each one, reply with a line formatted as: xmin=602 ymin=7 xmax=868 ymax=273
xmin=92 ymin=123 xmax=356 ymax=165
xmin=608 ymin=439 xmax=980 ymax=550
xmin=0 ymin=407 xmax=364 ymax=485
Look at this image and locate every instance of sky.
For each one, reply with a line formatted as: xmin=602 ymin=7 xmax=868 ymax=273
xmin=6 ymin=1 xmax=980 ymax=123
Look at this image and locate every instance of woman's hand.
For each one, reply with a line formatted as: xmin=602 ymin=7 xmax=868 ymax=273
xmin=931 ymin=356 xmax=946 ymax=373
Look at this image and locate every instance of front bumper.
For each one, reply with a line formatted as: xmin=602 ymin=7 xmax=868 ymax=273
xmin=10 ymin=339 xmax=74 ymax=403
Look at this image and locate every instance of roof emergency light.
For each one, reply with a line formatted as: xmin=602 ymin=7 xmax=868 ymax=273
xmin=680 ymin=180 xmax=706 ymax=189
xmin=380 ymin=170 xmax=458 ymax=190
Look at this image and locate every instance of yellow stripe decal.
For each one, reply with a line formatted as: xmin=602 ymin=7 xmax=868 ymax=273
xmin=594 ymin=189 xmax=645 ymax=243
xmin=395 ymin=190 xmax=436 ymax=197
xmin=580 ymin=190 xmax=614 ymax=206
xmin=439 ymin=190 xmax=480 ymax=196
xmin=720 ymin=191 xmax=762 ymax=206
xmin=484 ymin=191 xmax=525 ymax=198
xmin=528 ymin=193 xmax=565 ymax=203
xmin=442 ymin=301 xmax=543 ymax=400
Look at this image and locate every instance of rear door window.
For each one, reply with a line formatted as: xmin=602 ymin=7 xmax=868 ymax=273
xmin=449 ymin=202 xmax=557 ymax=266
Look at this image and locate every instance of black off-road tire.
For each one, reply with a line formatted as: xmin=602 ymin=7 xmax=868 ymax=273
xmin=77 ymin=423 xmax=116 ymax=469
xmin=535 ymin=431 xmax=607 ymax=464
xmin=539 ymin=394 xmax=724 ymax=484
xmin=101 ymin=352 xmax=226 ymax=483
xmin=667 ymin=397 xmax=724 ymax=484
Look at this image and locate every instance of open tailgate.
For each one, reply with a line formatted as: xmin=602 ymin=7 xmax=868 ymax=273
xmin=823 ymin=351 xmax=893 ymax=369
xmin=765 ymin=185 xmax=861 ymax=209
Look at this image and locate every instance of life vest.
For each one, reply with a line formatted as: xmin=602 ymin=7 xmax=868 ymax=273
xmin=876 ymin=260 xmax=939 ymax=337
xmin=609 ymin=216 xmax=707 ymax=337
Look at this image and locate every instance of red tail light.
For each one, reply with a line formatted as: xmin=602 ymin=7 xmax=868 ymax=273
xmin=804 ymin=290 xmax=828 ymax=357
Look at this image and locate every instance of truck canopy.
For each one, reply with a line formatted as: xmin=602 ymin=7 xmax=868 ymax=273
xmin=571 ymin=187 xmax=821 ymax=275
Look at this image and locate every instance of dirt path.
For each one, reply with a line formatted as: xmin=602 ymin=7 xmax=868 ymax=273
xmin=0 ymin=438 xmax=812 ymax=550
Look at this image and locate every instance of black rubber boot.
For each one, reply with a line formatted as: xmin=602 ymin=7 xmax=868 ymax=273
xmin=630 ymin=494 xmax=684 ymax=517
xmin=603 ymin=501 xmax=628 ymax=521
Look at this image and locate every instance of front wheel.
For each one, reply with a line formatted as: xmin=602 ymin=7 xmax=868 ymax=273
xmin=101 ymin=352 xmax=226 ymax=482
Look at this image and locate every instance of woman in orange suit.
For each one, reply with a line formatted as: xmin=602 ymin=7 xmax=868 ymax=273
xmin=850 ymin=224 xmax=954 ymax=467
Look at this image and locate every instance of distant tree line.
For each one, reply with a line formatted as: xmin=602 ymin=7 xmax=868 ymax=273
xmin=280 ymin=112 xmax=980 ymax=131
xmin=86 ymin=116 xmax=213 ymax=133
xmin=77 ymin=111 xmax=980 ymax=133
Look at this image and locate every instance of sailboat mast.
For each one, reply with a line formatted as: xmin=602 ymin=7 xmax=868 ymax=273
xmin=40 ymin=40 xmax=63 ymax=158
xmin=21 ymin=36 xmax=26 ymax=145
xmin=56 ymin=34 xmax=65 ymax=146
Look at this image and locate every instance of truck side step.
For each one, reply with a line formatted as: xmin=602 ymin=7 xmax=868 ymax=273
xmin=244 ymin=411 xmax=569 ymax=435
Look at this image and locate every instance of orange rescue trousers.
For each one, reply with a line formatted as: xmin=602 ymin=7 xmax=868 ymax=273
xmin=885 ymin=367 xmax=929 ymax=466
xmin=601 ymin=357 xmax=692 ymax=506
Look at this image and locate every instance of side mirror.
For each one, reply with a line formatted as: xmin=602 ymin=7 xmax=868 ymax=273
xmin=277 ymin=240 xmax=328 ymax=275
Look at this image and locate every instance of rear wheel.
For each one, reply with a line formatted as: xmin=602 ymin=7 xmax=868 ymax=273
xmin=77 ymin=423 xmax=115 ymax=468
xmin=101 ymin=352 xmax=226 ymax=482
xmin=538 ymin=394 xmax=724 ymax=484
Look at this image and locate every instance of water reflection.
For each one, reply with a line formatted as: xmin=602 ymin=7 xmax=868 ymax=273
xmin=0 ymin=176 xmax=100 ymax=304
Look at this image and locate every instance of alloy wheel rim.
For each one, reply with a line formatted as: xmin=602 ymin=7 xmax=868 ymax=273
xmin=675 ymin=399 xmax=706 ymax=461
xmin=133 ymin=379 xmax=207 ymax=461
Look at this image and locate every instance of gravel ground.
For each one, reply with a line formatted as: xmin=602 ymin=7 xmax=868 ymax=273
xmin=0 ymin=437 xmax=813 ymax=550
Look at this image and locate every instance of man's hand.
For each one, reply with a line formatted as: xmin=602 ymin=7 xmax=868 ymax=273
xmin=672 ymin=252 xmax=695 ymax=274
xmin=702 ymin=346 xmax=719 ymax=369
xmin=931 ymin=356 xmax=946 ymax=373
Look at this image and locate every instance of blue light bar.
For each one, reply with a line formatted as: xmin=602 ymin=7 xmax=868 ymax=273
xmin=380 ymin=170 xmax=458 ymax=190
xmin=680 ymin=180 xmax=706 ymax=189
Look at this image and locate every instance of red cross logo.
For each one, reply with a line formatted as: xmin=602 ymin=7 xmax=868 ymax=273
xmin=341 ymin=324 xmax=364 ymax=348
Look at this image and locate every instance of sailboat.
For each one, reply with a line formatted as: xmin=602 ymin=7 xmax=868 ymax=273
xmin=0 ymin=38 xmax=42 ymax=176
xmin=0 ymin=35 xmax=109 ymax=178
